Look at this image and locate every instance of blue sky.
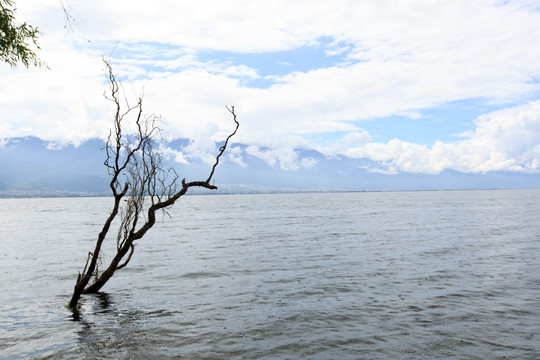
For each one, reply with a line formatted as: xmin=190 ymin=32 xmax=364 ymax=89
xmin=1 ymin=0 xmax=540 ymax=177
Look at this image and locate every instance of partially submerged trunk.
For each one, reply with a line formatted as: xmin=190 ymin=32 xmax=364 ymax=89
xmin=69 ymin=59 xmax=239 ymax=309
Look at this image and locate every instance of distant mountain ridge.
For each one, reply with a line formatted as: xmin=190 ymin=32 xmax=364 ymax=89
xmin=1 ymin=136 xmax=539 ymax=197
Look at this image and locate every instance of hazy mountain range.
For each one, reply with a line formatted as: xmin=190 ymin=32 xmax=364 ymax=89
xmin=1 ymin=137 xmax=539 ymax=197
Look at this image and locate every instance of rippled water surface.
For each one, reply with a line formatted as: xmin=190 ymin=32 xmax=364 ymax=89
xmin=1 ymin=190 xmax=539 ymax=359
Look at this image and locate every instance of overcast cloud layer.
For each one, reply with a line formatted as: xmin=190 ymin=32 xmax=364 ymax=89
xmin=1 ymin=0 xmax=540 ymax=175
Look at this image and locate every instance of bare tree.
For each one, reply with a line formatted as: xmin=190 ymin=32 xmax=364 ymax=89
xmin=69 ymin=60 xmax=239 ymax=309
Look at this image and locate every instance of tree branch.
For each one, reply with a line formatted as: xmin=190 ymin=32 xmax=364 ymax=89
xmin=207 ymin=106 xmax=239 ymax=184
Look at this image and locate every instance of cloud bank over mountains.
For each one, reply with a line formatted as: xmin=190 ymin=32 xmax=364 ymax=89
xmin=1 ymin=136 xmax=539 ymax=196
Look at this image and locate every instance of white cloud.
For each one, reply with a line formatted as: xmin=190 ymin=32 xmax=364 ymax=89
xmin=299 ymin=157 xmax=318 ymax=169
xmin=343 ymin=131 xmax=371 ymax=145
xmin=226 ymin=146 xmax=247 ymax=168
xmin=456 ymin=101 xmax=540 ymax=173
xmin=245 ymin=145 xmax=317 ymax=171
xmin=344 ymin=101 xmax=540 ymax=174
xmin=158 ymin=144 xmax=189 ymax=164
xmin=0 ymin=46 xmax=108 ymax=144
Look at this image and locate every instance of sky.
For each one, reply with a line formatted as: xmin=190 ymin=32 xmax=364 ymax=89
xmin=2 ymin=0 xmax=540 ymax=176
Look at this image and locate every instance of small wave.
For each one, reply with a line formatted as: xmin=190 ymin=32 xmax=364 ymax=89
xmin=179 ymin=271 xmax=227 ymax=279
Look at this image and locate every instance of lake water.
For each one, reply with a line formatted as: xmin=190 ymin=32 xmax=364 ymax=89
xmin=0 ymin=190 xmax=539 ymax=359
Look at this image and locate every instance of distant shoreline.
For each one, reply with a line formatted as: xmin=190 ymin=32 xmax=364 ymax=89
xmin=1 ymin=187 xmax=539 ymax=199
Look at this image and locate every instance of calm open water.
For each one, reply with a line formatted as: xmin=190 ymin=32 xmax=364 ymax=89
xmin=0 ymin=190 xmax=539 ymax=359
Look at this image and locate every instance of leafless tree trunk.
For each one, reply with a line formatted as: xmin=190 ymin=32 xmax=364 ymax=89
xmin=69 ymin=60 xmax=239 ymax=309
